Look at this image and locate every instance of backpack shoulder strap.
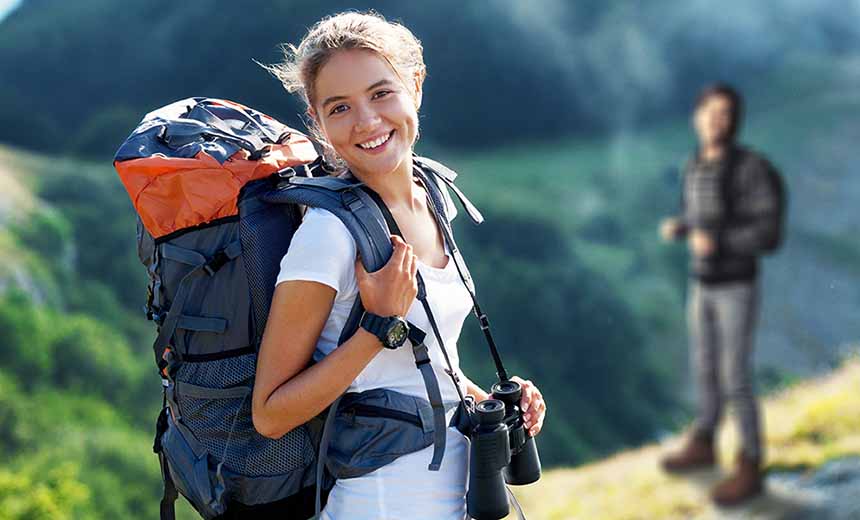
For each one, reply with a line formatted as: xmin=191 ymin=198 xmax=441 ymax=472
xmin=414 ymin=156 xmax=484 ymax=224
xmin=679 ymin=153 xmax=696 ymax=212
xmin=270 ymin=179 xmax=457 ymax=516
xmin=720 ymin=146 xmax=745 ymax=219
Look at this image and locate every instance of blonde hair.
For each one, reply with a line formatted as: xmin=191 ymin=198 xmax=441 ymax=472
xmin=263 ymin=11 xmax=426 ymax=166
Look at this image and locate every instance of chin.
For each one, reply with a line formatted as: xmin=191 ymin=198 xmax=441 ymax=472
xmin=355 ymin=149 xmax=410 ymax=177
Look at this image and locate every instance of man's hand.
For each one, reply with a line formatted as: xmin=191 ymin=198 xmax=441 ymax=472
xmin=659 ymin=217 xmax=686 ymax=242
xmin=689 ymin=229 xmax=716 ymax=257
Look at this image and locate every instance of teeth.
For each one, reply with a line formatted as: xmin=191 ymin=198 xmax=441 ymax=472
xmin=359 ymin=132 xmax=391 ymax=150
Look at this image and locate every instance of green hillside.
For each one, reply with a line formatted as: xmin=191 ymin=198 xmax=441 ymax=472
xmin=1 ymin=62 xmax=859 ymax=516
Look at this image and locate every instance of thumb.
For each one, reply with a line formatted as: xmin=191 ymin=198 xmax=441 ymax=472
xmin=355 ymin=256 xmax=369 ymax=282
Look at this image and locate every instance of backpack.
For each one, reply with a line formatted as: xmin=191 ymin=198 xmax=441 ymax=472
xmin=114 ymin=98 xmax=487 ymax=519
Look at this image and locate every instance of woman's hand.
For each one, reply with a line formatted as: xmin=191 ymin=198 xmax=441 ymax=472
xmin=511 ymin=376 xmax=546 ymax=437
xmin=356 ymin=235 xmax=418 ymax=317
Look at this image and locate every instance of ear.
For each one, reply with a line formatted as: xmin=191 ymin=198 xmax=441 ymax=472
xmin=412 ymin=67 xmax=426 ymax=110
xmin=307 ymin=106 xmax=319 ymax=126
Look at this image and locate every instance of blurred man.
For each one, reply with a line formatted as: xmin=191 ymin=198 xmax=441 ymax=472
xmin=658 ymin=84 xmax=785 ymax=506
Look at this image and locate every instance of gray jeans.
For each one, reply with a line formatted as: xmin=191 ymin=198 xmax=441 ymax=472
xmin=688 ymin=280 xmax=762 ymax=459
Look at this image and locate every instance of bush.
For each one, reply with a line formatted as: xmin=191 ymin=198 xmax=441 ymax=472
xmin=0 ymin=291 xmax=54 ymax=385
xmin=0 ymin=463 xmax=90 ymax=520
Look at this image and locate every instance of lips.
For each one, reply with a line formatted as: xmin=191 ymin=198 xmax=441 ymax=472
xmin=356 ymin=130 xmax=395 ymax=151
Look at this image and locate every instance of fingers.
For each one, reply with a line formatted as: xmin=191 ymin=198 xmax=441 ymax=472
xmin=406 ymin=245 xmax=417 ymax=281
xmin=389 ymin=235 xmax=407 ymax=268
xmin=511 ymin=376 xmax=545 ymax=436
xmin=402 ymin=243 xmax=414 ymax=272
xmin=408 ymin=251 xmax=418 ymax=278
xmin=511 ymin=376 xmax=534 ymax=412
xmin=526 ymin=394 xmax=546 ymax=436
xmin=354 ymin=256 xmax=368 ymax=282
xmin=391 ymin=234 xmax=417 ymax=281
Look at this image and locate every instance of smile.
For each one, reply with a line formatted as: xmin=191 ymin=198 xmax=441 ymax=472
xmin=357 ymin=130 xmax=394 ymax=150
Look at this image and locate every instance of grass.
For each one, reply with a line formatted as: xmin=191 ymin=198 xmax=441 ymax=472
xmin=506 ymin=355 xmax=860 ymax=519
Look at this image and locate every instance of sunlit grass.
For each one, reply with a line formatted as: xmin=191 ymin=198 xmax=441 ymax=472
xmin=507 ymin=356 xmax=860 ymax=519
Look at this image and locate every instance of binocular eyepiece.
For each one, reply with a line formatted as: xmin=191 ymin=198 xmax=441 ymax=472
xmin=467 ymin=380 xmax=542 ymax=520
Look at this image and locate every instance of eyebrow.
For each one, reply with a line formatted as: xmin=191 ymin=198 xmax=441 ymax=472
xmin=321 ymin=79 xmax=395 ymax=109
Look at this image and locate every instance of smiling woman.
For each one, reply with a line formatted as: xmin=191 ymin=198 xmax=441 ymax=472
xmin=252 ymin=11 xmax=546 ymax=520
xmin=311 ymin=49 xmax=421 ymax=183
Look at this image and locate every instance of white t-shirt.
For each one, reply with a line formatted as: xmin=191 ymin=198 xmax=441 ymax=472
xmin=276 ymin=200 xmax=474 ymax=519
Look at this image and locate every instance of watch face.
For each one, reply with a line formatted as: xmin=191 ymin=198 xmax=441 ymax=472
xmin=385 ymin=320 xmax=409 ymax=348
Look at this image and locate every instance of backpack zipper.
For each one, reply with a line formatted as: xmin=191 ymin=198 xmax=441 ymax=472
xmin=348 ymin=404 xmax=422 ymax=428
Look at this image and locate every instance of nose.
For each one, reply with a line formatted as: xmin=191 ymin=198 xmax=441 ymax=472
xmin=354 ymin=103 xmax=382 ymax=134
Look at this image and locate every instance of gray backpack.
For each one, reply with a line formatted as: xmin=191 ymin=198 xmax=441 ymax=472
xmin=114 ymin=98 xmax=485 ymax=519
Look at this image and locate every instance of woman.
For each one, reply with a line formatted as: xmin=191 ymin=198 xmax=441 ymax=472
xmin=252 ymin=11 xmax=546 ymax=519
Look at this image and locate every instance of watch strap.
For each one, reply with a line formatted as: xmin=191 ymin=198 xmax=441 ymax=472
xmin=360 ymin=312 xmax=387 ymax=340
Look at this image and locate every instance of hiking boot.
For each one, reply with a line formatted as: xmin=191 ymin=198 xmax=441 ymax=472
xmin=660 ymin=431 xmax=716 ymax=473
xmin=711 ymin=452 xmax=763 ymax=506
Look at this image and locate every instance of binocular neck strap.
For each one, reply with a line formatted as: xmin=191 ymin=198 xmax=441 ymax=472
xmin=413 ymin=168 xmax=510 ymax=382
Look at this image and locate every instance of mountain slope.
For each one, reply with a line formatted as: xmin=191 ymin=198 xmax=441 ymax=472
xmin=508 ymin=355 xmax=860 ymax=519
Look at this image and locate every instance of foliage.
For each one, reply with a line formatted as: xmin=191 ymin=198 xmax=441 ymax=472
xmin=0 ymin=463 xmax=90 ymax=520
xmin=457 ymin=210 xmax=677 ymax=463
xmin=3 ymin=0 xmax=857 ymax=158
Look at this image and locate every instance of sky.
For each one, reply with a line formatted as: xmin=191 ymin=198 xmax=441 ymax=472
xmin=0 ymin=0 xmax=20 ymax=23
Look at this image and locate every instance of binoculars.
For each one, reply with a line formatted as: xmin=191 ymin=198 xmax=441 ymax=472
xmin=467 ymin=380 xmax=542 ymax=520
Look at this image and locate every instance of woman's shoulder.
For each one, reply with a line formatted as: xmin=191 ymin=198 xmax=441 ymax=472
xmin=290 ymin=207 xmax=356 ymax=257
xmin=276 ymin=206 xmax=357 ymax=291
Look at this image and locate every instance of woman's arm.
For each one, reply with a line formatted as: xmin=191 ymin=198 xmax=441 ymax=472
xmin=463 ymin=376 xmax=490 ymax=402
xmin=252 ymin=280 xmax=384 ymax=439
xmin=252 ymin=236 xmax=418 ymax=439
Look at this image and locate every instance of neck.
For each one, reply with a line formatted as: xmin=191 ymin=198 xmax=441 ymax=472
xmin=353 ymin=155 xmax=419 ymax=212
xmin=700 ymin=141 xmax=729 ymax=163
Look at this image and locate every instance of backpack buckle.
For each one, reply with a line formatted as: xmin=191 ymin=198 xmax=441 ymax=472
xmin=204 ymin=250 xmax=229 ymax=276
xmin=248 ymin=145 xmax=272 ymax=161
xmin=278 ymin=166 xmax=297 ymax=178
xmin=160 ymin=346 xmax=181 ymax=379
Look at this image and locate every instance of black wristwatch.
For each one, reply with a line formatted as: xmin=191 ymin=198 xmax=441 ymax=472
xmin=360 ymin=312 xmax=410 ymax=349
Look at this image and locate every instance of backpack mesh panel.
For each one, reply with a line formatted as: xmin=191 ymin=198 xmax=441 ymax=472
xmin=238 ymin=179 xmax=302 ymax=346
xmin=176 ymin=353 xmax=311 ymax=477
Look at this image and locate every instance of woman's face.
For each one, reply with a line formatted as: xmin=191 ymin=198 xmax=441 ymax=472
xmin=311 ymin=49 xmax=421 ymax=180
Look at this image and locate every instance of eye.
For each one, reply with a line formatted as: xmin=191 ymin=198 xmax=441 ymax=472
xmin=329 ymin=104 xmax=348 ymax=116
xmin=372 ymin=90 xmax=392 ymax=100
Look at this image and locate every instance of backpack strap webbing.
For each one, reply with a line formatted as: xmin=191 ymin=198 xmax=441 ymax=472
xmin=413 ymin=164 xmax=510 ymax=383
xmin=152 ymin=240 xmax=242 ymax=375
xmin=344 ymin=185 xmax=456 ymax=468
xmin=414 ymin=155 xmax=484 ymax=225
xmin=348 ymin=186 xmax=465 ymax=466
xmin=155 ymin=397 xmax=178 ymax=520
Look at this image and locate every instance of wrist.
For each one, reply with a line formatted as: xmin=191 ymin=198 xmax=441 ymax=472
xmin=354 ymin=327 xmax=386 ymax=351
xmin=359 ymin=312 xmax=410 ymax=349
